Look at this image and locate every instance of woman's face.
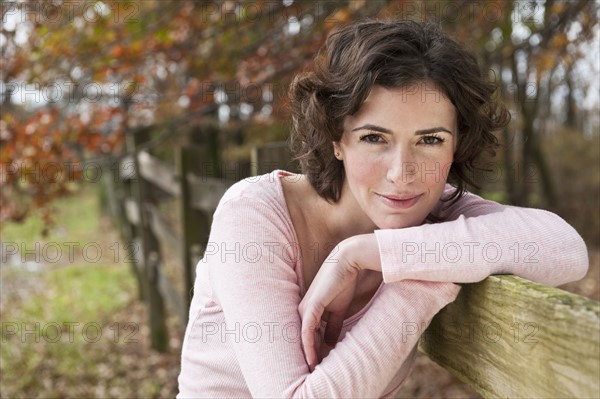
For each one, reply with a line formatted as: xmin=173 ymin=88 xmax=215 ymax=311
xmin=335 ymin=83 xmax=457 ymax=229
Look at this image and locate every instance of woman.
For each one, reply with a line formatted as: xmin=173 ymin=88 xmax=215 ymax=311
xmin=178 ymin=20 xmax=588 ymax=398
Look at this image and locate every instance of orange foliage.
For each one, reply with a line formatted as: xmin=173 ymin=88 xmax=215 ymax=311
xmin=1 ymin=0 xmax=597 ymax=230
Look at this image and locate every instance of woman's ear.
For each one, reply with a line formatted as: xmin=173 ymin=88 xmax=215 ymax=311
xmin=332 ymin=142 xmax=343 ymax=160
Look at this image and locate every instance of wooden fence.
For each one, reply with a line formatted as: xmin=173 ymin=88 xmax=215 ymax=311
xmin=100 ymin=129 xmax=599 ymax=398
xmin=420 ymin=276 xmax=599 ymax=397
xmin=100 ymin=127 xmax=294 ymax=350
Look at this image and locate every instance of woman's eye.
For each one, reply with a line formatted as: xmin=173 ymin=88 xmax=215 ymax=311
xmin=360 ymin=134 xmax=384 ymax=144
xmin=420 ymin=136 xmax=444 ymax=145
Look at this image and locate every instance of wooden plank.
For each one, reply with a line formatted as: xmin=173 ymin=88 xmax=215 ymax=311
xmin=146 ymin=204 xmax=181 ymax=254
xmin=137 ymin=151 xmax=180 ymax=196
xmin=119 ymin=155 xmax=136 ymax=180
xmin=124 ymin=198 xmax=140 ymax=226
xmin=187 ymin=174 xmax=233 ymax=213
xmin=109 ymin=165 xmax=144 ymax=302
xmin=420 ymin=275 xmax=600 ymax=398
xmin=130 ymin=237 xmax=144 ymax=277
xmin=177 ymin=146 xmax=212 ymax=309
xmin=127 ymin=128 xmax=168 ymax=353
xmin=155 ymin=261 xmax=187 ymax=325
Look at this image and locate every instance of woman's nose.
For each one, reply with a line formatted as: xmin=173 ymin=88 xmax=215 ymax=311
xmin=386 ymin=147 xmax=417 ymax=184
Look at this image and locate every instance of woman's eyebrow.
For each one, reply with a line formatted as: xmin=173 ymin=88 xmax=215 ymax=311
xmin=352 ymin=124 xmax=453 ymax=135
xmin=351 ymin=124 xmax=392 ymax=133
xmin=415 ymin=127 xmax=453 ymax=135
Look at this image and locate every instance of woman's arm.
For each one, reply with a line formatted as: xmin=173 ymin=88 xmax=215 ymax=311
xmin=307 ymin=189 xmax=588 ymax=290
xmin=206 ymin=196 xmax=460 ymax=398
xmin=371 ymin=188 xmax=589 ymax=287
xmin=299 ymin=188 xmax=588 ymax=364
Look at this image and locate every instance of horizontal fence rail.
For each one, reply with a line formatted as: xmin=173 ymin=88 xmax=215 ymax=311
xmin=421 ymin=275 xmax=600 ymax=398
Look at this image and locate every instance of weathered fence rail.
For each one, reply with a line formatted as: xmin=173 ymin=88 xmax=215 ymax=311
xmin=421 ymin=275 xmax=599 ymax=398
xmin=101 ymin=133 xmax=599 ymax=398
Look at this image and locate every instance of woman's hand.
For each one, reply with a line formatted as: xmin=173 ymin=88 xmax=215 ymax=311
xmin=298 ymin=234 xmax=381 ymax=371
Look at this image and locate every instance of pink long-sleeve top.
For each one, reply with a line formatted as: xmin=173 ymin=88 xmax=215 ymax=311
xmin=177 ymin=170 xmax=588 ymax=398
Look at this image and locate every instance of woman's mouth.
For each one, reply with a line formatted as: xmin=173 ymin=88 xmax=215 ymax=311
xmin=376 ymin=193 xmax=423 ymax=209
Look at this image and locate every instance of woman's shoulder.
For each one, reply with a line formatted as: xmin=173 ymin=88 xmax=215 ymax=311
xmin=219 ymin=170 xmax=296 ymax=203
xmin=213 ymin=170 xmax=304 ymax=219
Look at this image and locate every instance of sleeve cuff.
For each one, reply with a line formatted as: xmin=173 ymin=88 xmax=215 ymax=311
xmin=374 ymin=229 xmax=416 ymax=284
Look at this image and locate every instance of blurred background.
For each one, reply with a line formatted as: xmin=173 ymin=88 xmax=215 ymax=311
xmin=1 ymin=0 xmax=598 ymax=397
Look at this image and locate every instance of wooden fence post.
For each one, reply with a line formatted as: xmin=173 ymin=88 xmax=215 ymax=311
xmin=177 ymin=145 xmax=211 ymax=309
xmin=100 ymin=157 xmax=145 ymax=302
xmin=126 ymin=127 xmax=168 ymax=352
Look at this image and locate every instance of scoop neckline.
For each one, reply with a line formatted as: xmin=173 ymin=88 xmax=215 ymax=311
xmin=272 ymin=169 xmax=384 ymax=327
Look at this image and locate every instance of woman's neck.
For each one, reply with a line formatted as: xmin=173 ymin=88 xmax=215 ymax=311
xmin=314 ymin=179 xmax=377 ymax=245
xmin=282 ymin=174 xmax=375 ymax=245
xmin=288 ymin=176 xmax=384 ymax=311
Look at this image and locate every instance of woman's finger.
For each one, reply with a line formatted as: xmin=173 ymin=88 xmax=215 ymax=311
xmin=323 ymin=311 xmax=344 ymax=347
xmin=300 ymin=306 xmax=322 ymax=370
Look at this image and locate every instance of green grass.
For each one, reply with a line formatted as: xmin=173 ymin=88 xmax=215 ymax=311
xmin=1 ymin=184 xmax=100 ymax=244
xmin=0 ymin=184 xmax=140 ymax=398
xmin=17 ymin=262 xmax=133 ymax=325
xmin=1 ymin=184 xmax=133 ymax=323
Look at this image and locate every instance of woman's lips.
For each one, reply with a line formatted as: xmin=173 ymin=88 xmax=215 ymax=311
xmin=376 ymin=193 xmax=423 ymax=209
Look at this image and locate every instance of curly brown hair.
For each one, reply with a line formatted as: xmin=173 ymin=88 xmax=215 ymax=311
xmin=288 ymin=19 xmax=510 ymax=204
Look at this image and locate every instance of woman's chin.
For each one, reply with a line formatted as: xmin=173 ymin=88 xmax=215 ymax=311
xmin=372 ymin=213 xmax=430 ymax=230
